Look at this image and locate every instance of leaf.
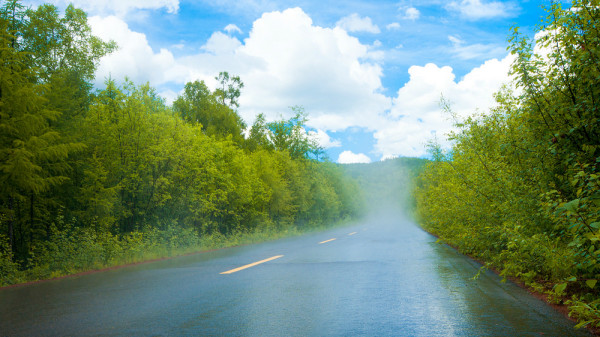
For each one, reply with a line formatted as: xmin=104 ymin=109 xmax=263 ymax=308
xmin=567 ymin=276 xmax=577 ymax=282
xmin=555 ymin=282 xmax=568 ymax=294
xmin=564 ymin=199 xmax=580 ymax=212
xmin=574 ymin=320 xmax=593 ymax=329
xmin=586 ymin=279 xmax=597 ymax=289
xmin=591 ymin=222 xmax=600 ymax=229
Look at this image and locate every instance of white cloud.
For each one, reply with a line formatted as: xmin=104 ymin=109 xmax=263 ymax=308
xmin=374 ymin=54 xmax=515 ymax=158
xmin=87 ymin=7 xmax=514 ymax=161
xmin=89 ymin=8 xmax=389 ymax=134
xmin=446 ymin=0 xmax=517 ymax=20
xmin=201 ymin=31 xmax=243 ymax=54
xmin=236 ymin=8 xmax=390 ymax=129
xmin=309 ymin=129 xmax=341 ymax=149
xmin=338 ymin=151 xmax=372 ymax=164
xmin=89 ymin=16 xmax=187 ymax=86
xmin=448 ymin=35 xmax=464 ymax=45
xmin=448 ymin=35 xmax=505 ymax=60
xmin=403 ymin=7 xmax=420 ymax=20
xmin=159 ymin=89 xmax=180 ymax=105
xmin=386 ymin=22 xmax=401 ymax=30
xmin=224 ymin=24 xmax=243 ymax=34
xmin=35 ymin=0 xmax=179 ymax=16
xmin=336 ymin=13 xmax=381 ymax=34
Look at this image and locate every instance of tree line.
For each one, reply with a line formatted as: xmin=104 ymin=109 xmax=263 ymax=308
xmin=0 ymin=1 xmax=363 ymax=286
xmin=415 ymin=1 xmax=600 ymax=328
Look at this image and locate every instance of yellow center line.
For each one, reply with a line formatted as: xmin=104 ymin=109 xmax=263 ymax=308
xmin=220 ymin=255 xmax=284 ymax=274
xmin=348 ymin=232 xmax=357 ymax=236
xmin=319 ymin=238 xmax=336 ymax=244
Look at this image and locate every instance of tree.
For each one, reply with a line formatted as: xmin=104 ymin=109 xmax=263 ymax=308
xmin=214 ymin=71 xmax=243 ymax=109
xmin=0 ymin=2 xmax=84 ymax=257
xmin=415 ymin=1 xmax=600 ymax=328
xmin=267 ymin=106 xmax=323 ymax=160
xmin=23 ymin=3 xmax=117 ymax=83
xmin=246 ymin=113 xmax=274 ymax=152
xmin=173 ymin=80 xmax=246 ymax=143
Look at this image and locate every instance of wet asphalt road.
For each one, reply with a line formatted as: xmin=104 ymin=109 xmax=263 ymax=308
xmin=0 ymin=214 xmax=593 ymax=336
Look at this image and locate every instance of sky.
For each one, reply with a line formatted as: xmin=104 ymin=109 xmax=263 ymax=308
xmin=23 ymin=0 xmax=561 ymax=163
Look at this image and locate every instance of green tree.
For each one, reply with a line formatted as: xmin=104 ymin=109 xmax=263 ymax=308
xmin=245 ymin=113 xmax=274 ymax=152
xmin=24 ymin=4 xmax=116 ymax=83
xmin=0 ymin=2 xmax=84 ymax=258
xmin=415 ymin=1 xmax=600 ymax=328
xmin=267 ymin=106 xmax=323 ymax=160
xmin=173 ymin=80 xmax=246 ymax=143
xmin=214 ymin=71 xmax=243 ymax=109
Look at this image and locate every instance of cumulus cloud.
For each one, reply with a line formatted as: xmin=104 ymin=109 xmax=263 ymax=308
xmin=446 ymin=0 xmax=518 ymax=20
xmin=373 ymin=54 xmax=515 ymax=158
xmin=236 ymin=8 xmax=390 ymax=129
xmin=386 ymin=22 xmax=401 ymax=30
xmin=201 ymin=31 xmax=243 ymax=54
xmin=90 ymin=8 xmax=389 ymax=132
xmin=403 ymin=7 xmax=420 ymax=20
xmin=224 ymin=24 xmax=243 ymax=34
xmin=87 ymin=6 xmax=514 ymax=161
xmin=338 ymin=151 xmax=372 ymax=164
xmin=309 ymin=129 xmax=342 ymax=149
xmin=336 ymin=13 xmax=381 ymax=34
xmin=89 ymin=16 xmax=186 ymax=86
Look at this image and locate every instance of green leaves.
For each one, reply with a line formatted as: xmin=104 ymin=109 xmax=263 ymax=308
xmin=0 ymin=2 xmax=363 ymax=287
xmin=266 ymin=106 xmax=323 ymax=160
xmin=416 ymin=0 xmax=600 ymax=329
xmin=563 ymin=199 xmax=580 ymax=213
xmin=173 ymin=79 xmax=246 ymax=143
xmin=555 ymin=282 xmax=568 ymax=295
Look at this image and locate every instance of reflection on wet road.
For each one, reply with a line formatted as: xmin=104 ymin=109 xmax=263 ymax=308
xmin=0 ymin=214 xmax=592 ymax=336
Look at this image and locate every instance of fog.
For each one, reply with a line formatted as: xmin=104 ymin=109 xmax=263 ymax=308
xmin=342 ymin=157 xmax=426 ymax=221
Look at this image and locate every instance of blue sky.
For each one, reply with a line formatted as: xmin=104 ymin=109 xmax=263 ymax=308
xmin=25 ymin=0 xmax=560 ymax=163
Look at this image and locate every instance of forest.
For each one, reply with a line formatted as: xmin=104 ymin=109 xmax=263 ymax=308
xmin=414 ymin=1 xmax=600 ymax=328
xmin=0 ymin=1 xmax=364 ymax=286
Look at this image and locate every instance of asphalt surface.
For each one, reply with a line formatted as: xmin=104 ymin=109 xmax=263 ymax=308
xmin=0 ymin=214 xmax=593 ymax=336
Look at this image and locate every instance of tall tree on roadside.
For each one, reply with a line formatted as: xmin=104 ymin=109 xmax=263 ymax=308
xmin=267 ymin=106 xmax=323 ymax=160
xmin=0 ymin=1 xmax=113 ymax=259
xmin=0 ymin=1 xmax=83 ymax=258
xmin=24 ymin=3 xmax=116 ymax=126
xmin=173 ymin=79 xmax=246 ymax=143
xmin=214 ymin=71 xmax=243 ymax=109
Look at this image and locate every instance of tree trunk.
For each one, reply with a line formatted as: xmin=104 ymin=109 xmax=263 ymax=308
xmin=29 ymin=193 xmax=34 ymax=245
xmin=8 ymin=197 xmax=15 ymax=253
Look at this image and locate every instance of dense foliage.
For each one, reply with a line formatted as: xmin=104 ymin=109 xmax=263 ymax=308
xmin=415 ymin=1 xmax=600 ymax=328
xmin=0 ymin=1 xmax=363 ymax=286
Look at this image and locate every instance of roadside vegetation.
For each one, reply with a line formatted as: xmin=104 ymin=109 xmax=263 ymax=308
xmin=0 ymin=1 xmax=364 ymax=287
xmin=414 ymin=1 xmax=600 ymax=329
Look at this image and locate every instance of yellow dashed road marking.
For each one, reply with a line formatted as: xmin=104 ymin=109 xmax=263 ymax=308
xmin=220 ymin=255 xmax=284 ymax=274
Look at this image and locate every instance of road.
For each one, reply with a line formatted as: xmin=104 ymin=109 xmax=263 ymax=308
xmin=0 ymin=214 xmax=592 ymax=336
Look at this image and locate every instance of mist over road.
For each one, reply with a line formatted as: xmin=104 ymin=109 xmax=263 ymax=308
xmin=0 ymin=213 xmax=590 ymax=336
